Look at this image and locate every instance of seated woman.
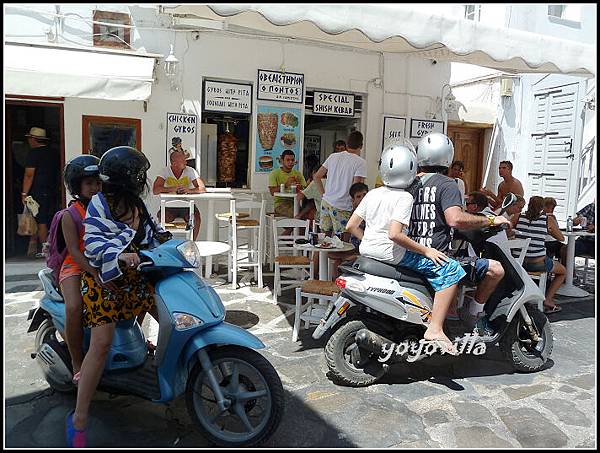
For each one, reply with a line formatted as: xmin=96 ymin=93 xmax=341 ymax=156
xmin=515 ymin=196 xmax=566 ymax=314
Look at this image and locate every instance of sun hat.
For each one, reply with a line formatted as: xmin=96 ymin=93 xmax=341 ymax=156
xmin=25 ymin=127 xmax=49 ymax=140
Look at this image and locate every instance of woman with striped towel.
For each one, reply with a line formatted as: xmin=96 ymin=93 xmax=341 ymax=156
xmin=66 ymin=146 xmax=171 ymax=447
xmin=514 ymin=196 xmax=566 ymax=315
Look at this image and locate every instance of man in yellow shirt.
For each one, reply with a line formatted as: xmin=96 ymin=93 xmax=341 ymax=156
xmin=268 ymin=150 xmax=306 ymax=218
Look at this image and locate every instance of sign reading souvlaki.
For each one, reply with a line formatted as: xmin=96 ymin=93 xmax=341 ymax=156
xmin=204 ymin=80 xmax=252 ymax=114
xmin=166 ymin=112 xmax=198 ymax=165
xmin=382 ymin=116 xmax=407 ymax=152
xmin=257 ymin=69 xmax=304 ymax=103
xmin=313 ymin=91 xmax=354 ymax=116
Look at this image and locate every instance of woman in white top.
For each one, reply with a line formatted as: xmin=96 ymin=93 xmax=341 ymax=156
xmin=515 ymin=196 xmax=566 ymax=314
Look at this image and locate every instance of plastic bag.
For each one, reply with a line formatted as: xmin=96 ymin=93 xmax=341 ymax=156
xmin=17 ymin=206 xmax=38 ymax=236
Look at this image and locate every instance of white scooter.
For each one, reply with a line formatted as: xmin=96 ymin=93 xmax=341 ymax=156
xmin=313 ymin=194 xmax=553 ymax=386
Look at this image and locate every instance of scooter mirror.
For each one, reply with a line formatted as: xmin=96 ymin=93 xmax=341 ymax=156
xmin=499 ymin=192 xmax=517 ymax=215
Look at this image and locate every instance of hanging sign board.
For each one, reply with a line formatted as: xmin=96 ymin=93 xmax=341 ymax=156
xmin=304 ymin=135 xmax=321 ymax=156
xmin=166 ymin=112 xmax=197 ymax=165
xmin=313 ymin=91 xmax=355 ymax=116
xmin=409 ymin=118 xmax=445 ymax=138
xmin=381 ymin=116 xmax=407 ymax=152
xmin=203 ymin=80 xmax=252 ymax=114
xmin=257 ymin=69 xmax=304 ymax=103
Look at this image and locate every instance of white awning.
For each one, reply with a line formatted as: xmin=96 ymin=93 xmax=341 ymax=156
xmin=4 ymin=43 xmax=157 ymax=101
xmin=168 ymin=4 xmax=595 ymax=77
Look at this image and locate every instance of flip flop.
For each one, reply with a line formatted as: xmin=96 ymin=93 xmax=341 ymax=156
xmin=65 ymin=409 xmax=87 ymax=448
xmin=544 ymin=305 xmax=562 ymax=314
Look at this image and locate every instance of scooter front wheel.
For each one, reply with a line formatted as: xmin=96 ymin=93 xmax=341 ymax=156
xmin=501 ymin=307 xmax=553 ymax=372
xmin=186 ymin=346 xmax=284 ymax=447
xmin=325 ymin=319 xmax=387 ymax=387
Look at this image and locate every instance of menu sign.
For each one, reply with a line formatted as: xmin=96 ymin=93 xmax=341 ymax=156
xmin=203 ymin=80 xmax=252 ymax=114
xmin=313 ymin=91 xmax=354 ymax=117
xmin=382 ymin=116 xmax=407 ymax=152
xmin=410 ymin=118 xmax=445 ymax=138
xmin=166 ymin=112 xmax=197 ymax=165
xmin=257 ymin=69 xmax=304 ymax=103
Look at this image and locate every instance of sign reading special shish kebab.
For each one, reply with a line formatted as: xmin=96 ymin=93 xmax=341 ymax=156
xmin=257 ymin=69 xmax=304 ymax=103
xmin=312 ymin=91 xmax=355 ymax=117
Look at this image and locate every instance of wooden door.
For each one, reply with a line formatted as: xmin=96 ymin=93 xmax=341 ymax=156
xmin=447 ymin=126 xmax=485 ymax=196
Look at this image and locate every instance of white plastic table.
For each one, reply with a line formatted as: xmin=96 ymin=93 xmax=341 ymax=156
xmin=273 ymin=191 xmax=301 ymax=217
xmin=555 ymin=230 xmax=595 ymax=297
xmin=195 ymin=240 xmax=231 ymax=279
xmin=294 ymin=241 xmax=354 ymax=281
xmin=160 ymin=191 xmax=237 ymax=277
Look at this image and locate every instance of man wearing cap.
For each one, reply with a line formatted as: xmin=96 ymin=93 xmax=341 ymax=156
xmin=21 ymin=127 xmax=57 ymax=257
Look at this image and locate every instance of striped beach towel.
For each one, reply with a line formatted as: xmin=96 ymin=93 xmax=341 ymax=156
xmin=84 ymin=193 xmax=163 ymax=283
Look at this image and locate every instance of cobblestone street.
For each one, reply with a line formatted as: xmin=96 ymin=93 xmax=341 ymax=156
xmin=4 ymin=258 xmax=596 ymax=448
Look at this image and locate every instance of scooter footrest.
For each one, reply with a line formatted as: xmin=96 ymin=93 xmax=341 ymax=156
xmin=99 ymin=357 xmax=160 ymax=401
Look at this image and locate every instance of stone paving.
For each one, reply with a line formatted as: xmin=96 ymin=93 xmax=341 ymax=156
xmin=3 ymin=257 xmax=597 ymax=448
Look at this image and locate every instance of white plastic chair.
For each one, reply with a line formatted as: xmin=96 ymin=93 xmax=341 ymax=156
xmin=507 ymin=238 xmax=531 ymax=266
xmin=160 ymin=198 xmax=195 ymax=240
xmin=228 ymin=199 xmax=265 ymax=289
xmin=272 ymin=218 xmax=313 ymax=304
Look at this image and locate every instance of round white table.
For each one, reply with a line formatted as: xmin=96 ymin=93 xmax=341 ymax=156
xmin=555 ymin=230 xmax=595 ymax=297
xmin=294 ymin=241 xmax=354 ymax=281
xmin=196 ymin=241 xmax=230 ymax=280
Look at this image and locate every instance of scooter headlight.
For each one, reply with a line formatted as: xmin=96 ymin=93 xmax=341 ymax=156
xmin=176 ymin=241 xmax=201 ymax=268
xmin=173 ymin=312 xmax=204 ymax=330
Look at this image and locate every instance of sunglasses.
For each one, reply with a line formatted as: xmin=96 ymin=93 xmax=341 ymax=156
xmin=466 ymin=201 xmax=477 ymax=205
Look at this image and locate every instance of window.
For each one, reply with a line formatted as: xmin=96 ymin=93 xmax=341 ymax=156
xmin=548 ymin=5 xmax=581 ymax=22
xmin=93 ymin=10 xmax=132 ymax=49
xmin=464 ymin=5 xmax=481 ymax=21
xmin=82 ymin=115 xmax=141 ymax=159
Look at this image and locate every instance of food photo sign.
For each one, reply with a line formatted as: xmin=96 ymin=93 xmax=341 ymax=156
xmin=255 ymin=104 xmax=302 ymax=173
xmin=166 ymin=112 xmax=198 ymax=165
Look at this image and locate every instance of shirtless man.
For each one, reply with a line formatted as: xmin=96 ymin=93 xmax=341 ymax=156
xmin=480 ymin=160 xmax=524 ymax=210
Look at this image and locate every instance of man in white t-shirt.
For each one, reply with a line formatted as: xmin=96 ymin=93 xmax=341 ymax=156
xmin=313 ymin=131 xmax=367 ymax=241
xmin=152 ymin=150 xmax=207 ymax=240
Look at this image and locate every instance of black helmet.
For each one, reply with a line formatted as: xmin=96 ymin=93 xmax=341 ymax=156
xmin=99 ymin=146 xmax=150 ymax=195
xmin=64 ymin=154 xmax=100 ymax=196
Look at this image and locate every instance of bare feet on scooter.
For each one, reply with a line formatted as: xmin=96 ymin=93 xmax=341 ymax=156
xmin=423 ymin=331 xmax=459 ymax=355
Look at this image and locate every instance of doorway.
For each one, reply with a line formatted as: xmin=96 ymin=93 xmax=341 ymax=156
xmin=447 ymin=124 xmax=489 ymax=195
xmin=5 ymin=100 xmax=65 ymax=258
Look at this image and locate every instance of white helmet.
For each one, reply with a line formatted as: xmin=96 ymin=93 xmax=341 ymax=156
xmin=416 ymin=132 xmax=454 ymax=168
xmin=378 ymin=142 xmax=418 ymax=189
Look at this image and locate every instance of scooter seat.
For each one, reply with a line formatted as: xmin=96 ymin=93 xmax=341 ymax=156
xmin=351 ymin=256 xmax=435 ymax=297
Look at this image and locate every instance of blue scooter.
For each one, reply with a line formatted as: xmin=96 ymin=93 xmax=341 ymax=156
xmin=28 ymin=239 xmax=284 ymax=447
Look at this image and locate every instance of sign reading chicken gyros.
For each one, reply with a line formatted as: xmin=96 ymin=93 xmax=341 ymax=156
xmin=313 ymin=91 xmax=355 ymax=117
xmin=257 ymin=69 xmax=304 ymax=103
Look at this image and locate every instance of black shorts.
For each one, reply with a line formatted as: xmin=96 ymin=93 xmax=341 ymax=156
xmin=32 ymin=193 xmax=53 ymax=225
xmin=457 ymin=256 xmax=490 ymax=285
xmin=575 ymin=238 xmax=595 ymax=258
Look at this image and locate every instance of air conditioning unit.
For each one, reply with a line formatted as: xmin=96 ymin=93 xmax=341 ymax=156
xmin=500 ymin=78 xmax=513 ymax=97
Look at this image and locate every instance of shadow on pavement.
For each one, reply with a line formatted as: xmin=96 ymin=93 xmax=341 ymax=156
xmin=5 ymin=387 xmax=357 ymax=448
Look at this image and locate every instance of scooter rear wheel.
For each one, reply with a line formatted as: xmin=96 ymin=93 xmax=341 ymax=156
xmin=34 ymin=319 xmax=75 ymax=393
xmin=501 ymin=307 xmax=553 ymax=372
xmin=185 ymin=346 xmax=284 ymax=447
xmin=325 ymin=319 xmax=387 ymax=387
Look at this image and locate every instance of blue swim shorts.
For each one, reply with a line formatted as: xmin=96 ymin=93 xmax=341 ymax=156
xmin=398 ymin=250 xmax=467 ymax=292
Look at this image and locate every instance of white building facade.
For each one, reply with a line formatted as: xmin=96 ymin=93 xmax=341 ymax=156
xmin=448 ymin=4 xmax=596 ymax=223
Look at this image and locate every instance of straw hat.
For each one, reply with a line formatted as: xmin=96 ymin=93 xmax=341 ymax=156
xmin=25 ymin=127 xmax=49 ymax=140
